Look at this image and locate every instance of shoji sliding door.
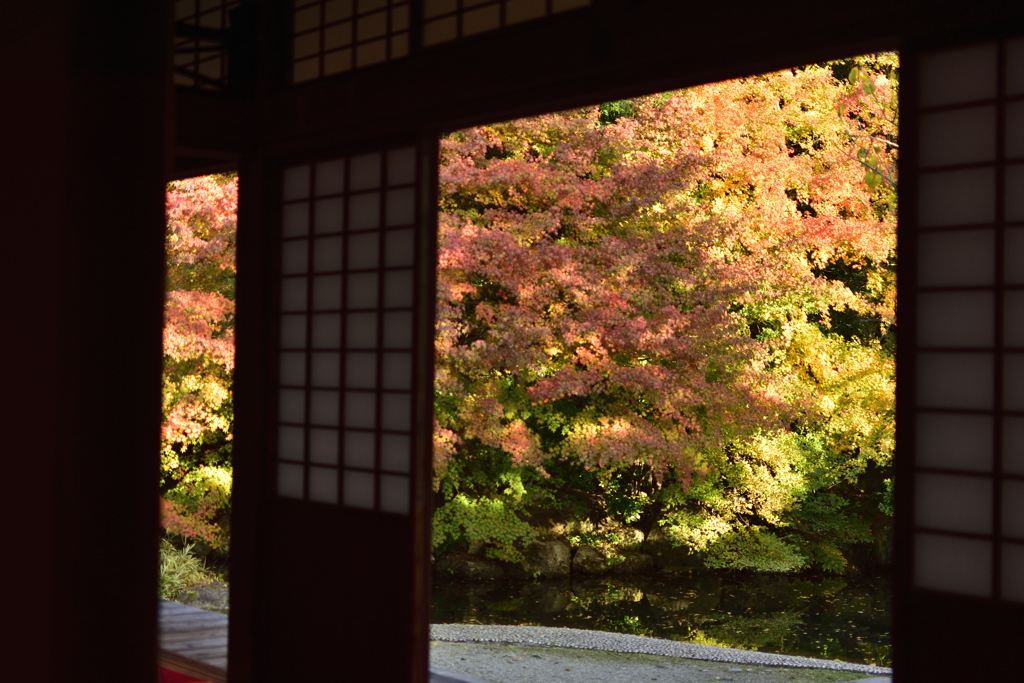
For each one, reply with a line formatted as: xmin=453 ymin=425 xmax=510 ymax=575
xmin=901 ymin=34 xmax=1024 ymax=680
xmin=232 ymin=139 xmax=436 ymax=683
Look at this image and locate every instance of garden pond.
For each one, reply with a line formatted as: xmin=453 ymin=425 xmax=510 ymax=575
xmin=431 ymin=571 xmax=892 ymax=667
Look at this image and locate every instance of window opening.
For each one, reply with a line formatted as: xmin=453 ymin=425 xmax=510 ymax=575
xmin=428 ymin=53 xmax=898 ymax=676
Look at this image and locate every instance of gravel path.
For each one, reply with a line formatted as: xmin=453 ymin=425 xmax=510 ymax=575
xmin=430 ymin=624 xmax=891 ymax=683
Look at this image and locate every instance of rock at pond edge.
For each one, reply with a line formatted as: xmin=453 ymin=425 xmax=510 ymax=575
xmin=436 ymin=552 xmax=506 ymax=580
xmin=608 ymin=550 xmax=655 ymax=574
xmin=521 ymin=539 xmax=570 ymax=578
xmin=572 ymin=545 xmax=610 ymax=575
xmin=643 ymin=524 xmax=704 ymax=569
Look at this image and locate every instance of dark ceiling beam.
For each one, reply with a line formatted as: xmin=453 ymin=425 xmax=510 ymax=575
xmin=171 ymin=88 xmax=252 ymax=179
xmin=174 ymin=0 xmax=1024 ymax=159
xmin=276 ymin=0 xmax=1016 ymax=151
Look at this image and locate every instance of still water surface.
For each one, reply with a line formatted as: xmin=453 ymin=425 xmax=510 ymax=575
xmin=432 ymin=572 xmax=891 ymax=667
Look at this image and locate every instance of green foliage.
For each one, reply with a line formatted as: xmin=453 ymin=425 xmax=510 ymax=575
xmin=879 ymin=478 xmax=895 ymax=516
xmin=596 ymin=465 xmax=655 ymax=524
xmin=598 ymin=99 xmax=637 ymax=125
xmin=838 ymin=54 xmax=898 ymax=215
xmin=432 ymin=492 xmax=537 ymax=563
xmin=160 ymin=464 xmax=232 ymax=547
xmin=568 ymin=529 xmax=626 ymax=549
xmin=603 ymin=614 xmax=653 ymax=636
xmin=158 ymin=537 xmax=210 ymax=600
xmin=702 ymin=526 xmax=808 ymax=573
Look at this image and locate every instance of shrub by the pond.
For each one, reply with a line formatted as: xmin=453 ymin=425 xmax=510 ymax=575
xmin=158 ymin=538 xmax=210 ymax=600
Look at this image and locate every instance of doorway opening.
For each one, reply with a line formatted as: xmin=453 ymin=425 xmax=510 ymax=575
xmin=428 ymin=52 xmax=897 ymax=673
xmin=158 ymin=172 xmax=238 ymax=682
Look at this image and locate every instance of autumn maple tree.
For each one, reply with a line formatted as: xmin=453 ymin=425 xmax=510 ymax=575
xmin=154 ymin=58 xmax=899 ymax=573
xmin=433 ymin=56 xmax=897 ymax=572
xmin=161 ymin=174 xmax=237 ymax=548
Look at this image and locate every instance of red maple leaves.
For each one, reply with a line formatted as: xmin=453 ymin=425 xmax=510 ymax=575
xmin=435 ymin=65 xmax=895 ymax=488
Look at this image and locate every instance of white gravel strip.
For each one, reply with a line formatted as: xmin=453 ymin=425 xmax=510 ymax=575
xmin=430 ymin=624 xmax=892 ymax=676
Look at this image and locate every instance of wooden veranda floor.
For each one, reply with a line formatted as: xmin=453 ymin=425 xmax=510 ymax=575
xmin=158 ymin=599 xmax=228 ymax=682
xmin=157 ymin=599 xmax=485 ymax=683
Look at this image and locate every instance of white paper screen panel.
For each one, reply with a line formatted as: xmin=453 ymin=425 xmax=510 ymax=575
xmin=1002 ymin=542 xmax=1024 ymax=601
xmin=422 ymin=0 xmax=591 ymax=47
xmin=1005 ymin=39 xmax=1024 ymax=602
xmin=1011 ymin=38 xmax=1024 ymax=96
xmin=1005 ymin=417 xmax=1024 ymax=473
xmin=915 ymin=533 xmax=992 ymax=597
xmin=915 ymin=473 xmax=993 ymax=534
xmin=276 ymin=146 xmax=418 ymax=515
xmin=292 ymin=0 xmax=412 ymax=83
xmin=917 ymin=291 xmax=994 ymax=347
xmin=914 ymin=37 xmax=1024 ymax=601
xmin=918 ymin=168 xmax=996 ymax=227
xmin=919 ymin=106 xmax=997 ymax=167
xmin=290 ymin=0 xmax=595 ymax=83
xmin=919 ymin=43 xmax=998 ymax=107
xmin=918 ymin=229 xmax=997 ymax=288
xmin=917 ymin=413 xmax=994 ymax=472
xmin=916 ymin=352 xmax=993 ymax=409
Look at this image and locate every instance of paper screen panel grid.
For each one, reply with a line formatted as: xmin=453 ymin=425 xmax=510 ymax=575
xmin=292 ymin=0 xmax=412 ymax=83
xmin=914 ymin=37 xmax=1024 ymax=600
xmin=173 ymin=0 xmax=242 ymax=90
xmin=276 ymin=145 xmax=419 ymax=515
xmin=422 ymin=0 xmax=590 ymax=47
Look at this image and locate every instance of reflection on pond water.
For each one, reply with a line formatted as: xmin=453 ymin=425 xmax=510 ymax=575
xmin=431 ymin=572 xmax=892 ymax=667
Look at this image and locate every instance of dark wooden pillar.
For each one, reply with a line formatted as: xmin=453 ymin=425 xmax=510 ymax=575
xmin=1 ymin=2 xmax=167 ymax=680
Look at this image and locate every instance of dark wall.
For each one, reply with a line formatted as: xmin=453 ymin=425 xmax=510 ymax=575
xmin=1 ymin=2 xmax=167 ymax=680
